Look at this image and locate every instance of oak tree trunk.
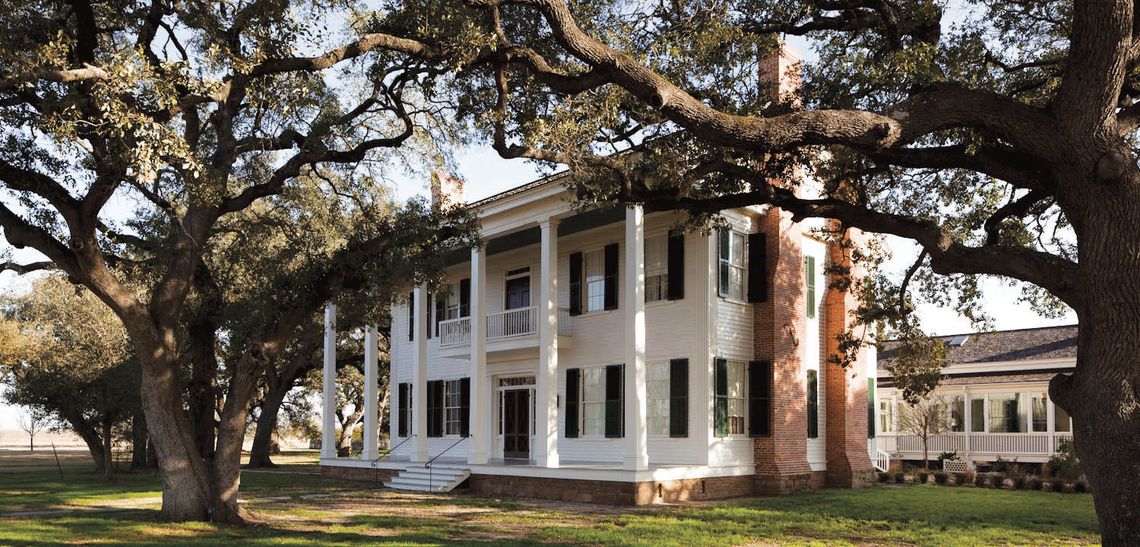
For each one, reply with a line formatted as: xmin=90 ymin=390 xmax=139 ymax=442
xmin=131 ymin=412 xmax=151 ymax=470
xmin=102 ymin=418 xmax=114 ymax=480
xmin=188 ymin=319 xmax=220 ymax=461
xmin=247 ymin=384 xmax=289 ymax=468
xmin=209 ymin=346 xmax=274 ymax=523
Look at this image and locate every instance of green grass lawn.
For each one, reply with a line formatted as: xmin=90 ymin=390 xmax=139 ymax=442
xmin=0 ymin=451 xmax=1100 ymax=546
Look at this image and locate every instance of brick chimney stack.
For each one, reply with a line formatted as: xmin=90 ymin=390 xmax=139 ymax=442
xmin=758 ymin=40 xmax=803 ymax=108
xmin=431 ymin=172 xmax=465 ymax=211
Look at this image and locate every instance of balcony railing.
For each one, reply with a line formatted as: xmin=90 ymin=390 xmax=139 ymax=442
xmin=437 ymin=307 xmax=573 ymax=347
xmin=879 ymin=432 xmax=1073 ymax=457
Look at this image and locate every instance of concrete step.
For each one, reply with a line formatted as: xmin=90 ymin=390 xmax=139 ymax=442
xmin=384 ymin=466 xmax=470 ymax=493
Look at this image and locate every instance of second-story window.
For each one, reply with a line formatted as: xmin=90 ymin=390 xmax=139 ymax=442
xmin=718 ymin=231 xmax=746 ymax=300
xmin=585 ymin=250 xmax=606 ymax=312
xmin=644 ymin=235 xmax=668 ymax=302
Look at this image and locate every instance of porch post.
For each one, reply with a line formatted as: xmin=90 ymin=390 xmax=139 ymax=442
xmin=412 ymin=287 xmax=429 ymax=461
xmin=362 ymin=325 xmax=379 ymax=460
xmin=535 ymin=219 xmax=560 ymax=467
xmin=320 ymin=303 xmax=337 ymax=459
xmin=469 ymin=248 xmax=489 ymax=464
xmin=624 ymin=205 xmax=649 ymax=471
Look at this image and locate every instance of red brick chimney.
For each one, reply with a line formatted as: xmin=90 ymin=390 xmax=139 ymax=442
xmin=758 ymin=40 xmax=804 ymax=108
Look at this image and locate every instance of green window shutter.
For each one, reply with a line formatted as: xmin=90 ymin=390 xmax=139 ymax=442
xmin=460 ymin=377 xmax=471 ymax=437
xmin=604 ymin=364 xmax=624 ymax=438
xmin=427 ymin=380 xmax=444 ymax=438
xmin=669 ymin=358 xmax=689 ymax=438
xmin=407 ymin=292 xmax=414 ymax=342
xmin=667 ymin=230 xmax=685 ymax=300
xmin=805 ymin=256 xmax=816 ymax=319
xmin=397 ymin=383 xmax=410 ymax=438
xmin=748 ymin=360 xmax=772 ymax=437
xmin=565 ymin=369 xmax=580 ymax=438
xmin=568 ymin=252 xmax=582 ymax=316
xmin=714 ymin=358 xmax=728 ymax=437
xmin=867 ymin=378 xmax=876 ymax=438
xmin=603 ymin=244 xmax=619 ymax=310
xmin=807 ymin=370 xmax=819 ymax=439
xmin=717 ymin=231 xmax=730 ymax=297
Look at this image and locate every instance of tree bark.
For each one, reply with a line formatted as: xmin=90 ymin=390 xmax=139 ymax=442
xmin=208 ymin=345 xmax=275 ymax=523
xmin=102 ymin=417 xmax=114 ymax=480
xmin=70 ymin=418 xmax=106 ymax=474
xmin=188 ymin=315 xmax=220 ymax=461
xmin=247 ymin=383 xmax=288 ymax=468
xmin=131 ymin=411 xmax=150 ymax=470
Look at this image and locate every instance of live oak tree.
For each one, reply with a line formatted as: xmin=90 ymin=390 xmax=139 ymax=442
xmin=365 ymin=0 xmax=1138 ymax=542
xmin=0 ymin=0 xmax=473 ymax=523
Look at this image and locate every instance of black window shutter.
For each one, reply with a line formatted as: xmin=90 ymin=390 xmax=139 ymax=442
xmin=568 ymin=252 xmax=583 ymax=316
xmin=459 ymin=278 xmax=471 ymax=318
xmin=807 ymin=369 xmax=819 ymax=438
xmin=867 ymin=378 xmax=876 ymax=438
xmin=805 ymin=256 xmax=816 ymax=318
xmin=460 ymin=377 xmax=471 ymax=436
xmin=748 ymin=360 xmax=772 ymax=437
xmin=717 ymin=231 xmax=730 ymax=297
xmin=397 ymin=383 xmax=409 ymax=438
xmin=407 ymin=292 xmax=414 ymax=342
xmin=714 ymin=358 xmax=728 ymax=437
xmin=605 ymin=364 xmax=624 ymax=438
xmin=434 ymin=292 xmax=445 ymax=337
xmin=565 ymin=369 xmax=580 ymax=438
xmin=427 ymin=380 xmax=444 ymax=437
xmin=603 ymin=243 xmax=619 ymax=310
xmin=667 ymin=230 xmax=685 ymax=300
xmin=747 ymin=233 xmax=767 ymax=303
xmin=669 ymin=358 xmax=689 ymax=438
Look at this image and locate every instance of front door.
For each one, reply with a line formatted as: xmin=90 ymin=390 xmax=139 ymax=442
xmin=502 ymin=389 xmax=531 ymax=459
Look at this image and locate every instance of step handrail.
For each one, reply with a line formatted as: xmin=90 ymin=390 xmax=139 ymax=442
xmin=424 ymin=434 xmax=470 ymax=491
xmin=371 ymin=434 xmax=416 ymax=468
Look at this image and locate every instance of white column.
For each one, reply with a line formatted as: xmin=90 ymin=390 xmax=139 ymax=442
xmin=697 ymin=232 xmax=714 ymax=465
xmin=362 ymin=325 xmax=379 ymax=460
xmin=320 ymin=303 xmax=337 ymax=459
xmin=412 ymin=287 xmax=429 ymax=461
xmin=468 ymin=248 xmax=489 ymax=464
xmin=535 ymin=219 xmax=560 ymax=467
xmin=624 ymin=205 xmax=649 ymax=471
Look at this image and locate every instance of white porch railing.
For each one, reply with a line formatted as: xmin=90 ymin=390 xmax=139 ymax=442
xmin=878 ymin=432 xmax=1074 ymax=458
xmin=439 ymin=307 xmax=573 ymax=347
xmin=873 ymin=449 xmax=891 ymax=472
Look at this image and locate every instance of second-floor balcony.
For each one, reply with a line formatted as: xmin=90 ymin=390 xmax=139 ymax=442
xmin=438 ymin=306 xmax=573 ymax=355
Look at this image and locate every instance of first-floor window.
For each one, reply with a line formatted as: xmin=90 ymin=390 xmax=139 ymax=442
xmin=647 ymin=362 xmax=670 ymax=436
xmin=1032 ymin=393 xmax=1049 ymax=432
xmin=879 ymin=398 xmax=895 ymax=433
xmin=948 ymin=395 xmax=965 ymax=432
xmin=807 ymin=369 xmax=819 ymax=438
xmin=581 ymin=367 xmax=607 ymax=436
xmin=444 ymin=379 xmax=463 ymax=436
xmin=1055 ymin=402 xmax=1072 ymax=432
xmin=970 ymin=397 xmax=986 ymax=432
xmin=715 ymin=359 xmax=747 ymax=436
xmin=989 ymin=393 xmax=1027 ymax=433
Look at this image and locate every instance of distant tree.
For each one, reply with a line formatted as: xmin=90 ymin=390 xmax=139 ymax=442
xmin=899 ymin=396 xmax=950 ymax=472
xmin=15 ymin=409 xmax=45 ymax=452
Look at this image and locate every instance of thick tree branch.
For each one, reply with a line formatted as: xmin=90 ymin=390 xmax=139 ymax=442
xmin=1054 ymin=0 xmax=1131 ymax=134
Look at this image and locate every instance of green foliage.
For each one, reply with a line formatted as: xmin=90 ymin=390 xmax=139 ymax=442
xmin=990 ymin=474 xmax=1006 ymax=489
xmin=1047 ymin=438 xmax=1082 ymax=482
xmin=894 ymin=471 xmax=905 ymax=484
xmin=933 ymin=471 xmax=947 ymax=485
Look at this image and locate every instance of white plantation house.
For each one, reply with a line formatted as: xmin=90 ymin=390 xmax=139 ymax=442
xmin=875 ymin=325 xmax=1077 ymax=467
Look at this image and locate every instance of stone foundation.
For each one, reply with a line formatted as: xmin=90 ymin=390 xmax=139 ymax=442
xmin=321 ymin=465 xmax=398 ymax=483
xmin=467 ymin=473 xmax=755 ymax=505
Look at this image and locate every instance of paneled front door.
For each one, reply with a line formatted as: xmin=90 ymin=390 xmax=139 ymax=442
xmin=502 ymin=389 xmax=531 ymax=459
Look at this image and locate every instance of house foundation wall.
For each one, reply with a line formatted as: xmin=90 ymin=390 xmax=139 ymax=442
xmin=467 ymin=473 xmax=756 ymax=505
xmin=321 ymin=465 xmax=399 ymax=483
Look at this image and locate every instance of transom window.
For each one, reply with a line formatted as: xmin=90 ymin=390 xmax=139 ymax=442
xmin=647 ymin=362 xmax=670 ymax=435
xmin=444 ymin=379 xmax=463 ymax=436
xmin=644 ymin=235 xmax=668 ymax=303
xmin=718 ymin=231 xmax=746 ymax=300
xmin=584 ymin=250 xmax=606 ymax=313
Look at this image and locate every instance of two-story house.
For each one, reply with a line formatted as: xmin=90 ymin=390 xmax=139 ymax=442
xmin=316 ymin=47 xmax=877 ymax=505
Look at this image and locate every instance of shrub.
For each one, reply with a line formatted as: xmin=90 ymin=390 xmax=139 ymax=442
xmin=878 ymin=472 xmax=890 ymax=483
xmin=1012 ymin=476 xmax=1026 ymax=490
xmin=937 ymin=451 xmax=959 ymax=469
xmin=989 ymin=473 xmax=1006 ymax=489
xmin=1073 ymin=481 xmax=1088 ymax=493
xmin=933 ymin=472 xmax=948 ymax=485
xmin=1030 ymin=478 xmax=1044 ymax=490
xmin=1048 ymin=438 xmax=1082 ymax=482
xmin=952 ymin=473 xmax=967 ymax=486
xmin=1051 ymin=480 xmax=1066 ymax=492
xmin=974 ymin=474 xmax=988 ymax=487
xmin=894 ymin=472 xmax=906 ymax=484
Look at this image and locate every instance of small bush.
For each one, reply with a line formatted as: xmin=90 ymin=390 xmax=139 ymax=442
xmin=1048 ymin=438 xmax=1082 ymax=482
xmin=952 ymin=473 xmax=967 ymax=486
xmin=933 ymin=472 xmax=948 ymax=485
xmin=917 ymin=471 xmax=929 ymax=484
xmin=1012 ymin=476 xmax=1026 ymax=490
xmin=1051 ymin=480 xmax=1066 ymax=492
xmin=894 ymin=472 xmax=905 ymax=484
xmin=975 ymin=474 xmax=988 ymax=487
xmin=1030 ymin=478 xmax=1044 ymax=490
xmin=989 ymin=473 xmax=1006 ymax=489
xmin=878 ymin=472 xmax=890 ymax=483
xmin=1073 ymin=481 xmax=1088 ymax=493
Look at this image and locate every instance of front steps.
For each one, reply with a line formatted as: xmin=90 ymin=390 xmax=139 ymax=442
xmin=385 ymin=464 xmax=470 ymax=493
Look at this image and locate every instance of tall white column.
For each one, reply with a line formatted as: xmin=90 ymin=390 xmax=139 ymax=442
xmin=412 ymin=287 xmax=429 ymax=461
xmin=468 ymin=248 xmax=489 ymax=464
xmin=535 ymin=219 xmax=561 ymax=467
xmin=624 ymin=205 xmax=649 ymax=471
xmin=362 ymin=325 xmax=379 ymax=460
xmin=320 ymin=303 xmax=337 ymax=459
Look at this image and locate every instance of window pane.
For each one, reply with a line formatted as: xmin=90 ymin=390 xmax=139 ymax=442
xmin=647 ymin=363 xmax=670 ymax=435
xmin=971 ymin=398 xmax=985 ymax=432
xmin=585 ymin=250 xmax=605 ymax=312
xmin=949 ymin=396 xmax=965 ymax=432
xmin=989 ymin=394 xmax=1025 ymax=433
xmin=1032 ymin=394 xmax=1048 ymax=432
xmin=1055 ymin=403 xmax=1072 ymax=432
xmin=880 ymin=400 xmax=894 ymax=433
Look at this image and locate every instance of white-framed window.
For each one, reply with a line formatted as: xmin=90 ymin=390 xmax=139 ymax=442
xmin=988 ymin=393 xmax=1028 ymax=433
xmin=727 ymin=359 xmax=746 ymax=435
xmin=647 ymin=362 xmax=670 ymax=436
xmin=879 ymin=398 xmax=895 ymax=433
xmin=718 ymin=231 xmax=746 ymax=301
xmin=444 ymin=379 xmax=463 ymax=436
xmin=442 ymin=283 xmax=461 ymax=321
xmin=1032 ymin=393 xmax=1049 ymax=432
xmin=581 ymin=367 xmax=607 ymax=436
xmin=585 ymin=249 xmax=606 ymax=312
xmin=645 ymin=235 xmax=668 ymax=303
xmin=949 ymin=395 xmax=965 ymax=432
xmin=1054 ymin=402 xmax=1072 ymax=432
